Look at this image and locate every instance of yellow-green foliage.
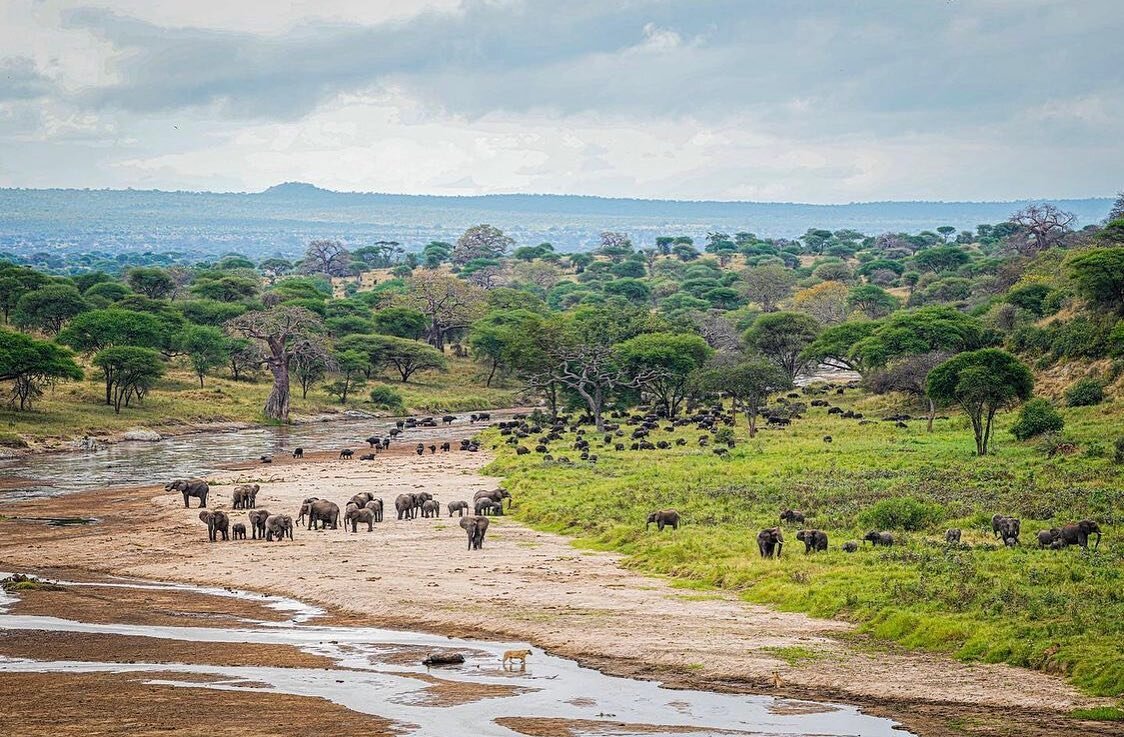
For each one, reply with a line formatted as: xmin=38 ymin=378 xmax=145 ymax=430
xmin=486 ymin=389 xmax=1124 ymax=696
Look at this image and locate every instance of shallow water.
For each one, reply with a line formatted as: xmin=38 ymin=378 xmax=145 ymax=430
xmin=0 ymin=411 xmax=518 ymax=501
xmin=0 ymin=577 xmax=912 ymax=737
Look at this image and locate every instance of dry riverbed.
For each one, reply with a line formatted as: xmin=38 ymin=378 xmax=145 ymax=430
xmin=0 ymin=444 xmax=1118 ymax=736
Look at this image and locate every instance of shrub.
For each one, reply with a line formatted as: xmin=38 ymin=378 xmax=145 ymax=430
xmin=1010 ymin=398 xmax=1065 ymax=441
xmin=1084 ymin=442 xmax=1107 ymax=459
xmin=1115 ymin=437 xmax=1124 ymax=464
xmin=1065 ymin=378 xmax=1105 ymax=407
xmin=369 ymin=386 xmax=405 ymax=412
xmin=858 ymin=497 xmax=943 ymax=531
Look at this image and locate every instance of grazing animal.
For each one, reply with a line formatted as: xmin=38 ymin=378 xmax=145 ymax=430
xmin=475 ymin=499 xmax=502 ymax=516
xmin=300 ymin=499 xmax=340 ymax=530
xmin=339 ymin=449 xmax=354 ymax=460
xmin=265 ymin=514 xmax=293 ymax=542
xmin=345 ymin=506 xmax=377 ymax=532
xmin=645 ymin=509 xmax=680 ymax=532
xmin=166 ymin=478 xmax=209 ymax=509
xmin=448 ymin=500 xmax=469 ymax=517
xmin=442 ymin=415 xmax=456 ymax=425
xmin=1037 ymin=528 xmax=1061 ymax=548
xmin=395 ymin=493 xmax=416 ymax=520
xmin=822 ymin=435 xmax=832 ymax=443
xmin=757 ymin=527 xmax=784 ymax=558
xmin=945 ymin=528 xmax=961 ymax=544
xmin=503 ymin=649 xmax=531 ymax=670
xmin=359 ymin=453 xmax=375 ymax=461
xmin=779 ymin=509 xmax=805 ymax=525
xmin=991 ymin=514 xmax=1021 ymax=545
xmin=441 ymin=442 xmax=451 ymax=452
xmin=1057 ymin=520 xmax=1102 ymax=550
xmin=796 ymin=529 xmax=828 ymax=553
xmin=292 ymin=447 xmax=303 ymax=458
xmin=260 ymin=454 xmax=272 ymax=464
xmin=473 ymin=488 xmax=512 ymax=510
xmin=249 ymin=509 xmax=270 ymax=540
xmin=416 ymin=443 xmax=425 ymax=456
xmin=231 ymin=483 xmax=259 ymax=510
xmin=842 ymin=541 xmax=858 ymax=553
xmin=231 ymin=523 xmax=247 ymax=540
xmin=863 ymin=530 xmax=894 ymax=547
xmin=198 ymin=510 xmax=229 ymax=542
xmin=459 ymin=515 xmax=490 ymax=550
xmin=366 ymin=436 xmax=381 ymax=448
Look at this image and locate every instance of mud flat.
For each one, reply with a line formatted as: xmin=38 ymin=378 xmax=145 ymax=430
xmin=0 ymin=438 xmax=1117 ymax=736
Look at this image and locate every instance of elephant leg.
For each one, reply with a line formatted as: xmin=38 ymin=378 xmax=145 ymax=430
xmin=183 ymin=493 xmax=189 ymax=508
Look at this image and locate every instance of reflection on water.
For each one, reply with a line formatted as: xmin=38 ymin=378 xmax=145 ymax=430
xmin=0 ymin=412 xmax=519 ymax=501
xmin=0 ymin=577 xmax=912 ymax=737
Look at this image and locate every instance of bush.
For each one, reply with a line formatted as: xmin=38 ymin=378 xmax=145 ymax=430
xmin=1115 ymin=437 xmax=1124 ymax=464
xmin=713 ymin=427 xmax=736 ymax=447
xmin=1065 ymin=378 xmax=1105 ymax=407
xmin=1084 ymin=441 xmax=1107 ymax=459
xmin=1010 ymin=398 xmax=1065 ymax=441
xmin=858 ymin=497 xmax=943 ymax=531
xmin=369 ymin=386 xmax=405 ymax=412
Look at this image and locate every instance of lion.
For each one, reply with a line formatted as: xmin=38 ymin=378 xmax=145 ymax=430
xmin=502 ymin=649 xmax=531 ymax=670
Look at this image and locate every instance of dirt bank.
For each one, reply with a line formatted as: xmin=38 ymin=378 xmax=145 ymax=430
xmin=0 ymin=442 xmax=1117 ymax=737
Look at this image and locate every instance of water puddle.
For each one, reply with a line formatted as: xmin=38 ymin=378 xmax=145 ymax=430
xmin=0 ymin=576 xmax=912 ymax=737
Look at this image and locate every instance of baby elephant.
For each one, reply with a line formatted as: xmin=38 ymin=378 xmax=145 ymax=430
xmin=863 ymin=530 xmax=894 ymax=547
xmin=757 ymin=527 xmax=784 ymax=558
xmin=475 ymin=499 xmax=502 ymax=516
xmin=447 ymin=500 xmax=469 ymax=517
xmin=1037 ymin=528 xmax=1061 ymax=548
xmin=265 ymin=514 xmax=293 ymax=542
xmin=198 ymin=510 xmax=229 ymax=542
xmin=231 ymin=523 xmax=247 ymax=540
xmin=795 ymin=529 xmax=828 ymax=553
xmin=421 ymin=499 xmax=440 ymax=518
xmin=945 ymin=528 xmax=961 ymax=544
xmin=779 ymin=509 xmax=805 ymax=525
xmin=842 ymin=541 xmax=859 ymax=553
xmin=339 ymin=449 xmax=354 ymax=460
xmin=646 ymin=509 xmax=680 ymax=532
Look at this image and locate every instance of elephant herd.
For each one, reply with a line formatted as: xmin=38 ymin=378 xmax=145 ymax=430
xmin=169 ymin=474 xmax=512 ymax=551
xmin=644 ymin=504 xmax=1103 ymax=558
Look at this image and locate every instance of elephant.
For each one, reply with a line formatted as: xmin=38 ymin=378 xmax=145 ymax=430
xmin=447 ymin=500 xmax=469 ymax=517
xmin=232 ymin=523 xmax=247 ymax=540
xmin=166 ymin=478 xmax=209 ymax=508
xmin=365 ymin=498 xmax=384 ymax=523
xmin=339 ymin=449 xmax=354 ymax=460
xmin=295 ymin=497 xmax=319 ymax=526
xmin=460 ymin=514 xmax=490 ymax=550
xmin=475 ymin=499 xmax=502 ymax=516
xmin=265 ymin=514 xmax=293 ymax=541
xmin=292 ymin=447 xmax=303 ymax=458
xmin=1058 ymin=520 xmax=1102 ymax=550
xmin=198 ymin=510 xmax=229 ymax=542
xmin=346 ymin=506 xmax=377 ymax=532
xmin=645 ymin=509 xmax=680 ymax=532
xmin=421 ymin=499 xmax=440 ymax=518
xmin=991 ymin=514 xmax=1021 ymax=543
xmin=249 ymin=509 xmax=270 ymax=540
xmin=473 ymin=488 xmax=512 ymax=510
xmin=863 ymin=530 xmax=894 ymax=547
xmin=349 ymin=492 xmax=374 ymax=508
xmin=945 ymin=528 xmax=961 ymax=544
xmin=300 ymin=499 xmax=340 ymax=530
xmin=779 ymin=509 xmax=805 ymax=525
xmin=395 ymin=493 xmax=416 ymax=520
xmin=232 ymin=484 xmax=260 ymax=510
xmin=796 ymin=529 xmax=828 ymax=553
xmin=842 ymin=541 xmax=859 ymax=553
xmin=1037 ymin=528 xmax=1061 ymax=548
xmin=757 ymin=527 xmax=784 ymax=558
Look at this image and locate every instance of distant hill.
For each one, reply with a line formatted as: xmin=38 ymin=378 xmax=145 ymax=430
xmin=0 ymin=184 xmax=1112 ymax=259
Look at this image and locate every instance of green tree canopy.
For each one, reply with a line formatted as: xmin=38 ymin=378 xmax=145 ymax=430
xmin=693 ymin=357 xmax=791 ymax=437
xmin=744 ymin=311 xmax=820 ymax=382
xmin=0 ymin=328 xmax=83 ymax=410
xmin=850 ymin=307 xmax=993 ymax=369
xmin=13 ymin=283 xmax=88 ymax=334
xmin=372 ymin=306 xmax=427 ymax=340
xmin=58 ymin=308 xmax=168 ymax=353
xmin=615 ymin=332 xmax=713 ymax=418
xmin=1068 ymin=247 xmax=1124 ymax=313
xmin=126 ymin=267 xmax=175 ymax=299
xmin=928 ymin=348 xmax=1034 ymax=455
xmin=92 ymin=345 xmax=166 ymax=413
xmin=178 ymin=325 xmax=231 ymax=387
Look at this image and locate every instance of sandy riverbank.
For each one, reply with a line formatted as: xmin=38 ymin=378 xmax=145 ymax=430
xmin=0 ymin=443 xmax=1117 ymax=736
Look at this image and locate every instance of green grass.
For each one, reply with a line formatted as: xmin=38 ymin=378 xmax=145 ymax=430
xmin=1070 ymin=706 xmax=1124 ymax=721
xmin=762 ymin=645 xmax=826 ymax=665
xmin=485 ymin=388 xmax=1124 ymax=696
xmin=0 ymin=355 xmax=523 ymax=444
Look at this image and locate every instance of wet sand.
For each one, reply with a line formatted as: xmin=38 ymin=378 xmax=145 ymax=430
xmin=0 ymin=443 xmax=1117 ymax=736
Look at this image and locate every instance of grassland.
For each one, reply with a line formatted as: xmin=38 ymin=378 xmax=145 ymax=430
xmin=485 ymin=387 xmax=1124 ymax=697
xmin=0 ymin=356 xmax=523 ymax=446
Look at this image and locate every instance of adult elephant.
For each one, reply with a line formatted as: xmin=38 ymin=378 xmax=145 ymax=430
xmin=395 ymin=494 xmax=416 ymax=520
xmin=1058 ymin=520 xmax=1102 ymax=550
xmin=300 ymin=499 xmax=340 ymax=530
xmin=345 ymin=506 xmax=377 ymax=532
xmin=473 ymin=488 xmax=512 ymax=510
xmin=863 ymin=530 xmax=894 ymax=547
xmin=249 ymin=509 xmax=270 ymax=540
xmin=475 ymin=499 xmax=502 ymax=516
xmin=365 ymin=498 xmax=384 ymax=523
xmin=459 ymin=515 xmax=490 ymax=550
xmin=447 ymin=500 xmax=469 ymax=517
xmin=796 ymin=529 xmax=828 ymax=553
xmin=265 ymin=514 xmax=293 ymax=541
xmin=757 ymin=527 xmax=783 ymax=558
xmin=646 ymin=509 xmax=680 ymax=532
xmin=421 ymin=499 xmax=440 ymax=518
xmin=232 ymin=484 xmax=260 ymax=510
xmin=198 ymin=510 xmax=229 ymax=542
xmin=166 ymin=478 xmax=209 ymax=508
xmin=349 ymin=492 xmax=374 ymax=508
xmin=296 ymin=497 xmax=319 ymax=526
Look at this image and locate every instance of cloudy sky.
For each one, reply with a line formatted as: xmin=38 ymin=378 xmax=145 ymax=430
xmin=0 ymin=0 xmax=1120 ymax=202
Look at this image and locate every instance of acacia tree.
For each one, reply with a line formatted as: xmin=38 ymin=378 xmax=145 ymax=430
xmin=227 ymin=306 xmax=325 ymax=422
xmin=452 ymin=224 xmax=513 ymax=265
xmin=291 ymin=340 xmax=333 ymax=398
xmin=178 ymin=325 xmax=231 ymax=387
xmin=928 ymin=349 xmax=1033 ymax=455
xmin=693 ymin=356 xmax=790 ymax=437
xmin=793 ymin=281 xmax=850 ymax=325
xmin=744 ymin=312 xmax=820 ymax=382
xmin=13 ymin=284 xmax=87 ymax=335
xmin=92 ymin=346 xmax=165 ymax=413
xmin=742 ymin=263 xmax=796 ymax=312
xmin=535 ymin=343 xmax=650 ymax=431
xmin=615 ymin=332 xmax=713 ymax=418
xmin=300 ymin=240 xmax=353 ymax=277
xmin=126 ymin=268 xmax=175 ymax=299
xmin=0 ymin=329 xmax=83 ymax=410
xmin=867 ymin=351 xmax=951 ymax=431
xmin=398 ymin=271 xmax=486 ymax=351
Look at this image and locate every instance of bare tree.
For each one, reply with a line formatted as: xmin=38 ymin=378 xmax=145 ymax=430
xmin=452 ymin=224 xmax=514 ymax=265
xmin=1008 ymin=204 xmax=1076 ymax=255
xmin=688 ymin=310 xmax=742 ymax=352
xmin=867 ymin=351 xmax=952 ymax=431
xmin=1108 ymin=191 xmax=1124 ymax=223
xmin=513 ymin=261 xmax=564 ymax=291
xmin=300 ymin=240 xmax=353 ymax=277
xmin=532 ymin=344 xmax=651 ymax=431
xmin=397 ymin=271 xmax=486 ymax=351
xmin=227 ymin=307 xmax=325 ymax=422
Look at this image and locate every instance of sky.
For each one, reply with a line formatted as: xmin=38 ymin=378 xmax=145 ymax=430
xmin=0 ymin=0 xmax=1120 ymax=203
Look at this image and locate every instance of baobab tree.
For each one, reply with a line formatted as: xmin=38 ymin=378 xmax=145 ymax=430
xmin=227 ymin=306 xmax=325 ymax=422
xmin=398 ymin=271 xmax=486 ymax=351
xmin=1008 ymin=204 xmax=1076 ymax=255
xmin=300 ymin=240 xmax=353 ymax=277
